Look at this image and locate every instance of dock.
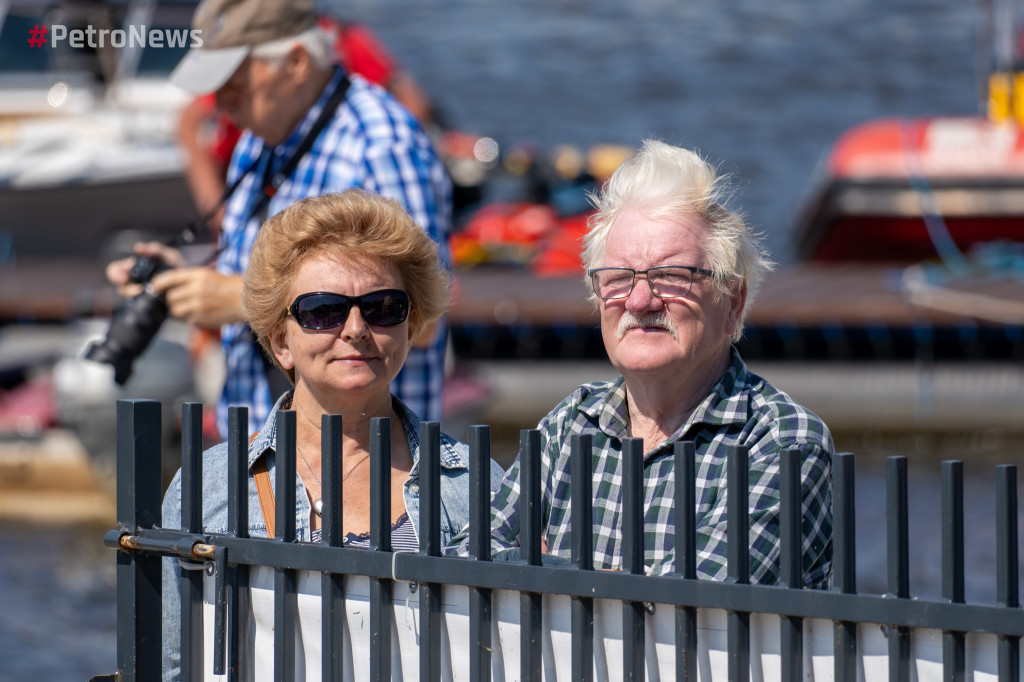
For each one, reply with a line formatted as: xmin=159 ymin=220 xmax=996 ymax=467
xmin=2 ymin=257 xmax=1022 ymax=454
xmin=446 ymin=262 xmax=1024 ymax=364
xmin=3 ymin=256 xmax=1022 ymax=328
xmin=0 ymin=429 xmax=115 ymax=524
xmin=449 ymin=261 xmax=1024 ymax=327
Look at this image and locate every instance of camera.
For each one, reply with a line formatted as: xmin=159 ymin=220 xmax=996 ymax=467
xmin=85 ymin=255 xmax=172 ymax=385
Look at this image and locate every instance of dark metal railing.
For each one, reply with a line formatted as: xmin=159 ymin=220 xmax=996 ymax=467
xmin=103 ymin=399 xmax=1024 ymax=681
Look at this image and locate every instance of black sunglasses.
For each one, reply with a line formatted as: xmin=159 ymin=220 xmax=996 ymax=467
xmin=288 ymin=289 xmax=411 ymax=329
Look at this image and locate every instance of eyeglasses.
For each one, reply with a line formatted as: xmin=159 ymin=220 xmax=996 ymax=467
xmin=288 ymin=290 xmax=411 ymax=329
xmin=588 ymin=266 xmax=714 ymax=301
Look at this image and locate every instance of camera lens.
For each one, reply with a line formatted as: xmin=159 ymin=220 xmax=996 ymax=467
xmin=86 ymin=290 xmax=170 ymax=385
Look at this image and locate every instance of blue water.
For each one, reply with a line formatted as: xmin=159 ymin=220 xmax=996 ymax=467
xmin=0 ymin=523 xmax=116 ymax=682
xmin=346 ymin=0 xmax=980 ymax=261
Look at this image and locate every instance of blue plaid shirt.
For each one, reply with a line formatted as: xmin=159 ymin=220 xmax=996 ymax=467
xmin=216 ymin=68 xmax=452 ymax=437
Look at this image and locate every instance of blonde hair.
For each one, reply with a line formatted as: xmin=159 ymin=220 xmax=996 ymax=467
xmin=582 ymin=139 xmax=774 ymax=342
xmin=243 ymin=190 xmax=450 ymax=381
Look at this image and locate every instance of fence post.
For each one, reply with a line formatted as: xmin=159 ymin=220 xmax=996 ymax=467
xmin=180 ymin=402 xmax=204 ymax=681
xmin=370 ymin=417 xmax=393 ymax=682
xmin=519 ymin=429 xmax=543 ymax=682
xmin=942 ymin=460 xmax=965 ymax=682
xmin=996 ymin=464 xmax=1020 ymax=682
xmin=419 ymin=421 xmax=442 ymax=682
xmin=227 ymin=406 xmax=249 ymax=682
xmin=571 ymin=433 xmax=594 ymax=682
xmin=469 ymin=425 xmax=493 ymax=682
xmin=727 ymin=445 xmax=750 ymax=682
xmin=321 ymin=413 xmax=345 ymax=682
xmin=114 ymin=399 xmax=164 ymax=682
xmin=674 ymin=441 xmax=697 ymax=682
xmin=833 ymin=452 xmax=857 ymax=682
xmin=622 ymin=438 xmax=645 ymax=682
xmin=275 ymin=410 xmax=298 ymax=682
xmin=886 ymin=456 xmax=911 ymax=682
xmin=779 ymin=448 xmax=804 ymax=682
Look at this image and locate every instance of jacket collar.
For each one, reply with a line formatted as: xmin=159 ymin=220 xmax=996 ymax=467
xmin=248 ymin=391 xmax=466 ymax=471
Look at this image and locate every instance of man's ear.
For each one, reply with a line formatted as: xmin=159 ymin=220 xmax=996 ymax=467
xmin=284 ymin=44 xmax=311 ymax=79
xmin=725 ymin=282 xmax=747 ymax=338
xmin=268 ymin=325 xmax=294 ymax=371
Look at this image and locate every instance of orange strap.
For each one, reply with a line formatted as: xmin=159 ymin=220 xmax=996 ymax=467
xmin=251 ymin=433 xmax=276 ymax=538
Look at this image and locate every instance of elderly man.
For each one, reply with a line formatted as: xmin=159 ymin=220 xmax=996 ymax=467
xmin=451 ymin=140 xmax=832 ymax=587
xmin=106 ymin=0 xmax=451 ymax=436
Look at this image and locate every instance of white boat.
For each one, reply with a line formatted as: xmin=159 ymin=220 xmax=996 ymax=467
xmin=0 ymin=1 xmax=208 ymax=480
xmin=0 ymin=0 xmax=200 ymax=261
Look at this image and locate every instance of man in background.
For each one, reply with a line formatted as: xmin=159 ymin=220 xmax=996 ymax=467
xmin=177 ymin=11 xmax=437 ymax=230
xmin=107 ymin=0 xmax=452 ymax=438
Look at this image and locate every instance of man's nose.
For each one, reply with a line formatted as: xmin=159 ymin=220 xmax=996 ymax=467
xmin=625 ymin=275 xmax=663 ymax=312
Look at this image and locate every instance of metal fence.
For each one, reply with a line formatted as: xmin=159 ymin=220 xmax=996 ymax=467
xmin=99 ymin=399 xmax=1024 ymax=681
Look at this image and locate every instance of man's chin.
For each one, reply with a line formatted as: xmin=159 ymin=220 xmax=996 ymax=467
xmin=609 ymin=346 xmax=679 ymax=375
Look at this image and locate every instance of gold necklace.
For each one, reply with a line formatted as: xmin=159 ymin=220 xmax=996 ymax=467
xmin=297 ymin=444 xmax=371 ymax=517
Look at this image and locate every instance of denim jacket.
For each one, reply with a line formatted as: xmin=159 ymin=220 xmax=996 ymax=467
xmin=161 ymin=392 xmax=504 ymax=681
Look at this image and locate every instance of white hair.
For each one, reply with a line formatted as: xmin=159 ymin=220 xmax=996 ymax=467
xmin=250 ymin=26 xmax=335 ymax=70
xmin=582 ymin=139 xmax=775 ymax=342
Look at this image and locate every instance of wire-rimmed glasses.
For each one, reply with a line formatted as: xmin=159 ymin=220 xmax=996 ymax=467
xmin=588 ymin=265 xmax=714 ymax=301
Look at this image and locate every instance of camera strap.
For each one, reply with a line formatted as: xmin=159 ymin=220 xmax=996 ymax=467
xmin=191 ymin=70 xmax=352 ymax=259
xmin=236 ymin=71 xmax=352 ymax=401
xmin=241 ymin=71 xmax=352 ymax=225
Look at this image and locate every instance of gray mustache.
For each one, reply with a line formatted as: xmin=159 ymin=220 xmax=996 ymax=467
xmin=617 ymin=311 xmax=679 ymax=340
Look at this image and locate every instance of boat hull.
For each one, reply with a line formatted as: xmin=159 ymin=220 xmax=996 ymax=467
xmin=0 ymin=173 xmax=199 ymax=260
xmin=795 ymin=117 xmax=1024 ymax=263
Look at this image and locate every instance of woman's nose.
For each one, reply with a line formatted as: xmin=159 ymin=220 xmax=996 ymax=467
xmin=340 ymin=307 xmax=371 ymax=340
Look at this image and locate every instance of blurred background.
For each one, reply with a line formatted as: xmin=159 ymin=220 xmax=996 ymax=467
xmin=1 ymin=0 xmax=1023 ymax=678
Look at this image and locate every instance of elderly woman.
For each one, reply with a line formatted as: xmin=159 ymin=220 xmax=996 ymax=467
xmin=160 ymin=189 xmax=504 ymax=679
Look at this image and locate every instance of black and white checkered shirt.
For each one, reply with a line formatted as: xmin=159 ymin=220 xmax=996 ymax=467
xmin=451 ymin=349 xmax=833 ymax=588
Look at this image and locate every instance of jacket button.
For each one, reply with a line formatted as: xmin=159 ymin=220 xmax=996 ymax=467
xmin=409 ymin=484 xmax=420 ymax=493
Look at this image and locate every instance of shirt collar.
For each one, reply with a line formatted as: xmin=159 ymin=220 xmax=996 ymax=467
xmin=395 ymin=396 xmax=467 ymax=472
xmin=578 ymin=376 xmax=631 ymax=440
xmin=248 ymin=391 xmax=466 ymax=471
xmin=686 ymin=347 xmax=755 ymax=433
xmin=269 ymin=66 xmax=347 ymax=164
xmin=577 ymin=348 xmax=754 ymax=451
xmin=248 ymin=391 xmax=292 ymax=470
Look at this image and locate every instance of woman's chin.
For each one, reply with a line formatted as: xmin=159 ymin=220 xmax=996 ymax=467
xmin=298 ymin=372 xmax=392 ymax=400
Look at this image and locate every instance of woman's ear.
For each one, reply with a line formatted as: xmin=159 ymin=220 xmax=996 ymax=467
xmin=410 ymin=318 xmax=439 ymax=349
xmin=268 ymin=325 xmax=295 ymax=371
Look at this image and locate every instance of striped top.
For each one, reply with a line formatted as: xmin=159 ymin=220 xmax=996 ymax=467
xmin=309 ymin=512 xmax=420 ymax=552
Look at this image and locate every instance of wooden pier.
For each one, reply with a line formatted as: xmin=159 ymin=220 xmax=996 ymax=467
xmin=3 ymin=257 xmax=1022 ymax=330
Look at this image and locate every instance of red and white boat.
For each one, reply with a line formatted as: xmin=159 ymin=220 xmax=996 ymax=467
xmin=794 ymin=116 xmax=1024 ymax=264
